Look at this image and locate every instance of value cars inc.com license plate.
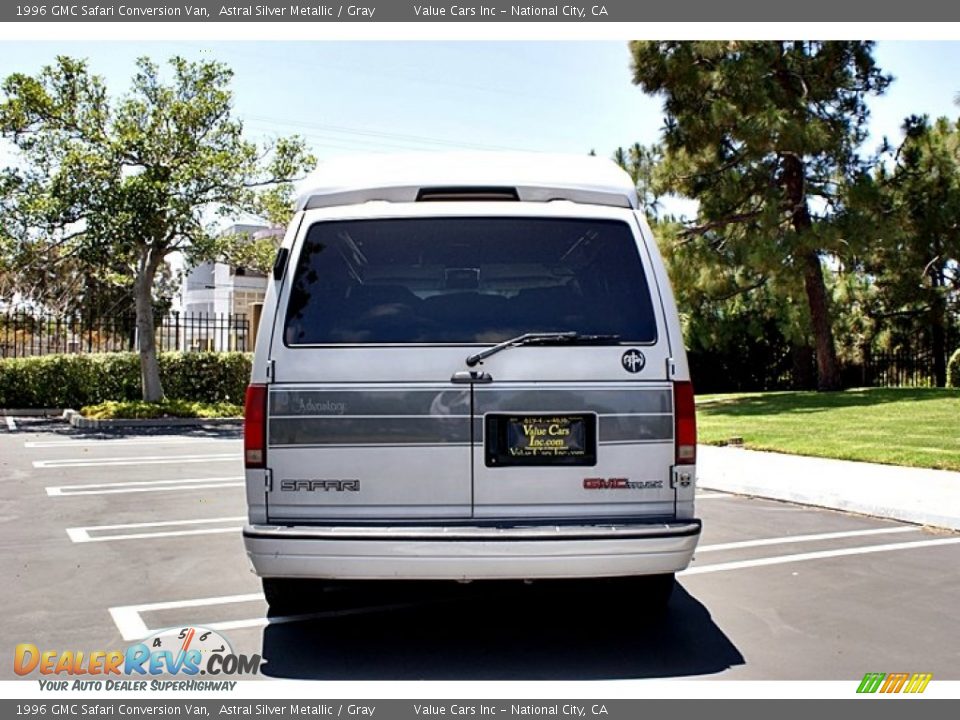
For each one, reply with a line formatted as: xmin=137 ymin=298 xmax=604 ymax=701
xmin=485 ymin=413 xmax=597 ymax=467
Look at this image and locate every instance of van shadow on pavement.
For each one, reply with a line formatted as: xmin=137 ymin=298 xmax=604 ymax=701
xmin=260 ymin=580 xmax=743 ymax=680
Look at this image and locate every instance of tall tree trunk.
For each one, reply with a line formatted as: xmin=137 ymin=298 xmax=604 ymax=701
xmin=932 ymin=317 xmax=947 ymax=388
xmin=133 ymin=248 xmax=165 ymax=402
xmin=930 ymin=269 xmax=947 ymax=388
xmin=781 ymin=151 xmax=842 ymax=391
xmin=801 ymin=250 xmax=842 ymax=391
xmin=790 ymin=344 xmax=816 ymax=390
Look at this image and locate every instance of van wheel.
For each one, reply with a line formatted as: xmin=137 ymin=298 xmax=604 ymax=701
xmin=641 ymin=573 xmax=676 ymax=608
xmin=607 ymin=573 xmax=675 ymax=611
xmin=262 ymin=578 xmax=326 ymax=615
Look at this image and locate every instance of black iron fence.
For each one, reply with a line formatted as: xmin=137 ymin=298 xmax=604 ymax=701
xmin=855 ymin=349 xmax=943 ymax=388
xmin=3 ymin=309 xmax=953 ymax=388
xmin=0 ymin=310 xmax=250 ymax=358
xmin=690 ymin=344 xmax=955 ymax=393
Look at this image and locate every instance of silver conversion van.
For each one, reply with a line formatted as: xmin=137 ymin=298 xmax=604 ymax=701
xmin=242 ymin=153 xmax=700 ymax=612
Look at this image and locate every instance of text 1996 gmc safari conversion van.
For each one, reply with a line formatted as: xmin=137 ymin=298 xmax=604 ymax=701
xmin=242 ymin=153 xmax=700 ymax=612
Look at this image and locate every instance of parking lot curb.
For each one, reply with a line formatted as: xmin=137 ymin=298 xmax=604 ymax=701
xmin=67 ymin=412 xmax=242 ymax=429
xmin=698 ymin=445 xmax=960 ymax=532
xmin=0 ymin=408 xmax=65 ymax=417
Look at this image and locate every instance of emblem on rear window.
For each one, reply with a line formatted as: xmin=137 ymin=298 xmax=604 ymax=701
xmin=621 ymin=349 xmax=646 ymax=373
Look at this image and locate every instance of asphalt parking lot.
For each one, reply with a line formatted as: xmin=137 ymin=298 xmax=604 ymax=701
xmin=3 ymin=416 xmax=959 ymax=681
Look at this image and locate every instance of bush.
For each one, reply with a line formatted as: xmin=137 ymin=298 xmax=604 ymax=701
xmin=155 ymin=352 xmax=252 ymax=404
xmin=80 ymin=399 xmax=243 ymax=420
xmin=948 ymin=348 xmax=960 ymax=389
xmin=0 ymin=352 xmax=251 ymax=408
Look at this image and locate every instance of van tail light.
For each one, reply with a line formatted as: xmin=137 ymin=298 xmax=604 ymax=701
xmin=244 ymin=383 xmax=267 ymax=469
xmin=674 ymin=381 xmax=697 ymax=465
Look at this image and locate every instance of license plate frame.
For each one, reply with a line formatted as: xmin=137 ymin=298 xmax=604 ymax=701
xmin=484 ymin=413 xmax=597 ymax=467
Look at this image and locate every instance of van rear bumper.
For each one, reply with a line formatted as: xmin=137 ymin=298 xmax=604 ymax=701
xmin=243 ymin=520 xmax=701 ymax=580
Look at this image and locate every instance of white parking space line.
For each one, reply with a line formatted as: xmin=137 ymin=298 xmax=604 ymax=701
xmin=175 ymin=602 xmax=435 ymax=636
xmin=683 ymin=535 xmax=960 ymax=576
xmin=33 ymin=453 xmax=239 ymax=469
xmin=697 ymin=525 xmax=920 ymax=552
xmin=5 ymin=416 xmax=16 ymax=431
xmin=109 ymin=593 xmax=264 ymax=640
xmin=108 ymin=593 xmax=438 ymax=641
xmin=26 ymin=438 xmax=239 ymax=448
xmin=107 ymin=532 xmax=960 ymax=641
xmin=66 ymin=516 xmax=246 ymax=543
xmin=46 ymin=476 xmax=243 ymax=496
xmin=73 ymin=526 xmax=241 ymax=542
xmin=108 ymin=606 xmax=151 ymax=641
xmin=695 ymin=492 xmax=728 ymax=499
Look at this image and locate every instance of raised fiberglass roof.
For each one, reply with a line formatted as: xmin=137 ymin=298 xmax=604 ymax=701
xmin=294 ymin=152 xmax=640 ymax=211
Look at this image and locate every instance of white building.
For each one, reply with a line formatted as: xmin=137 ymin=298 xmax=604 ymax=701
xmin=177 ymin=223 xmax=275 ymax=351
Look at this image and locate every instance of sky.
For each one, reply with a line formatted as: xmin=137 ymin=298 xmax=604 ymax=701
xmin=0 ymin=41 xmax=662 ymax=158
xmin=2 ymin=41 xmax=960 ymax=154
xmin=1 ymin=40 xmax=959 ymax=217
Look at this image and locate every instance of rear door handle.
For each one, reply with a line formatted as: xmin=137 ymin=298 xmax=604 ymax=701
xmin=451 ymin=370 xmax=493 ymax=384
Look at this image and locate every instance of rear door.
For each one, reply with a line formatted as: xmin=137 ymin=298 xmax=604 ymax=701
xmin=473 ymin=378 xmax=676 ymax=520
xmin=264 ymin=214 xmax=475 ymax=522
xmin=264 ymin=205 xmax=675 ymax=523
xmin=467 ymin=214 xmax=677 ymax=519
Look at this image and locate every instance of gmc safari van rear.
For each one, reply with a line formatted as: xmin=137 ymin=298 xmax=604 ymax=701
xmin=242 ymin=153 xmax=700 ymax=612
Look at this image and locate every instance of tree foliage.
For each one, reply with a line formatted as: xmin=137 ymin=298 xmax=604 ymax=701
xmin=612 ymin=142 xmax=663 ymax=217
xmin=863 ymin=116 xmax=960 ymax=384
xmin=629 ymin=41 xmax=892 ymax=390
xmin=0 ymin=56 xmax=314 ymax=400
xmin=214 ymin=230 xmax=281 ymax=276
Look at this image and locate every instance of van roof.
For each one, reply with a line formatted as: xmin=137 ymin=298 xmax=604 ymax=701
xmin=295 ymin=152 xmax=640 ymax=211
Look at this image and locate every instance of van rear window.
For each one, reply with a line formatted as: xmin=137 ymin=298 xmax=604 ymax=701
xmin=283 ymin=217 xmax=657 ymax=345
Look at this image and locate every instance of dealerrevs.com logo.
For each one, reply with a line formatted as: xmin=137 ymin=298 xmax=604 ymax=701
xmin=15 ymin=627 xmax=260 ymax=691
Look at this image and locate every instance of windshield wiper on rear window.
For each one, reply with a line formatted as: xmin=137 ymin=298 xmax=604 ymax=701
xmin=465 ymin=332 xmax=620 ymax=367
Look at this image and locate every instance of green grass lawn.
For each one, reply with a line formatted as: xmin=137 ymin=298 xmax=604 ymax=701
xmin=696 ymin=387 xmax=960 ymax=471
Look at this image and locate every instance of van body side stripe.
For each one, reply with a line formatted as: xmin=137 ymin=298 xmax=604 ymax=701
xmin=269 ymin=387 xmax=674 ymax=446
xmin=272 ymin=387 xmax=673 ymax=417
xmin=474 ymin=388 xmax=672 ymax=415
xmin=270 ymin=417 xmax=471 ymax=446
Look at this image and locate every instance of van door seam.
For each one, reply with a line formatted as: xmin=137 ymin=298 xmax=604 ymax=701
xmin=469 ymin=382 xmax=476 ymax=518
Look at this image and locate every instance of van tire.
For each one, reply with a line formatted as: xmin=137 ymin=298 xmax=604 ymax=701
xmin=606 ymin=573 xmax=675 ymax=610
xmin=262 ymin=578 xmax=326 ymax=615
xmin=642 ymin=573 xmax=676 ymax=608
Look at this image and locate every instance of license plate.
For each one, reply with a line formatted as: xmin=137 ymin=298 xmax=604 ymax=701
xmin=485 ymin=413 xmax=597 ymax=467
